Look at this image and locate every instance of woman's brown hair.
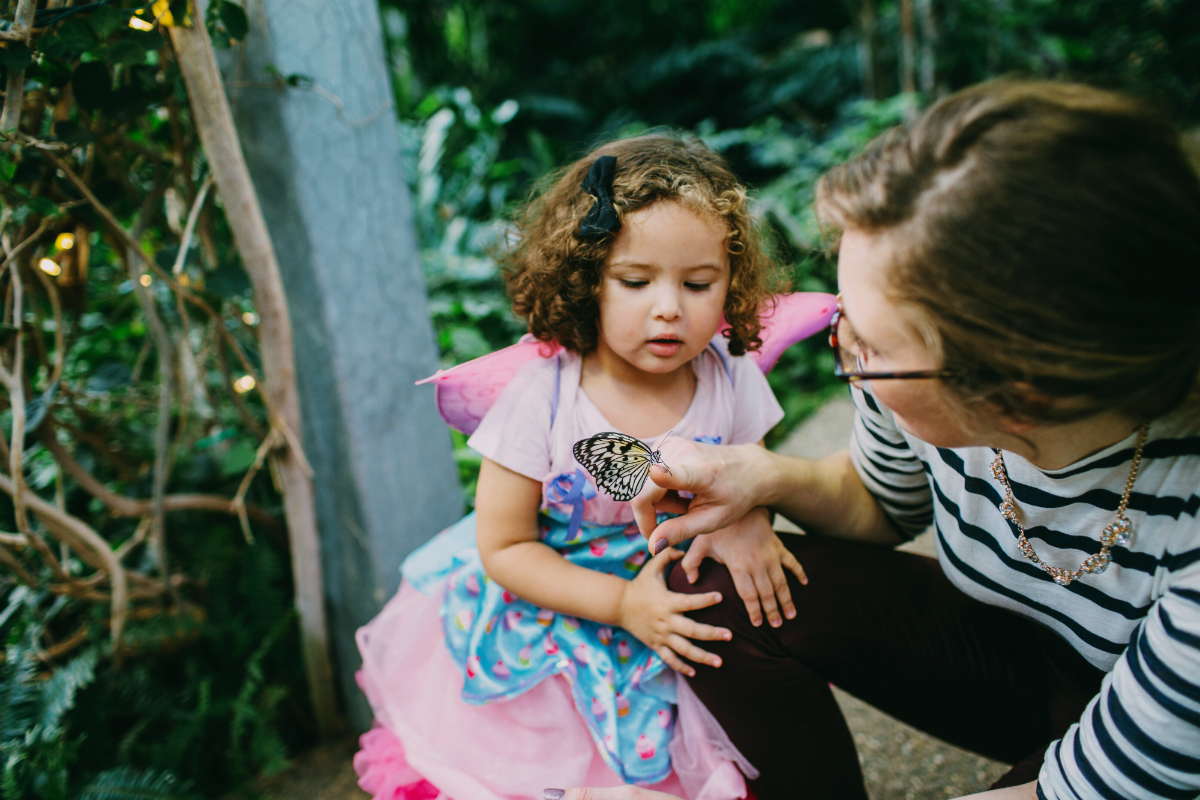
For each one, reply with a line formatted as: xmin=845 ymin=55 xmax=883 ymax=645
xmin=816 ymin=80 xmax=1200 ymax=423
xmin=503 ymin=134 xmax=781 ymax=356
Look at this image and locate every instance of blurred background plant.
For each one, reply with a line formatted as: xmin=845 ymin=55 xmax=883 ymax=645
xmin=386 ymin=0 xmax=1199 ymax=498
xmin=0 ymin=0 xmax=1197 ymax=796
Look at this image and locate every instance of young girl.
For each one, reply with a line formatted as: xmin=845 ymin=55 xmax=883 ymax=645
xmin=354 ymin=135 xmax=806 ymax=800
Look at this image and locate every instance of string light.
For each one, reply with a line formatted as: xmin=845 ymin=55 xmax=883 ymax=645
xmin=233 ymin=375 xmax=256 ymax=394
xmin=38 ymin=258 xmax=61 ymax=276
xmin=139 ymin=274 xmax=152 ymax=287
xmin=129 ymin=16 xmax=154 ymax=31
xmin=55 ymin=232 xmax=75 ymax=250
xmin=242 ymin=312 xmax=259 ymax=325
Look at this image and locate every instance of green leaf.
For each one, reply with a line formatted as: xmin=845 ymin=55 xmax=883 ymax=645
xmin=219 ymin=439 xmax=257 ymax=477
xmin=48 ymin=19 xmax=99 ymax=57
xmin=78 ymin=768 xmax=195 ymax=800
xmin=23 ymin=380 xmax=59 ymax=435
xmin=87 ymin=6 xmax=125 ymax=39
xmin=39 ymin=649 xmax=98 ymax=731
xmin=27 ymin=196 xmax=59 ymax=218
xmin=0 ymin=44 xmax=32 ymax=71
xmin=219 ymin=2 xmax=249 ymax=41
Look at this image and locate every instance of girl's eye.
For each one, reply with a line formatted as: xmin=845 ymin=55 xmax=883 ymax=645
xmin=684 ymin=282 xmax=711 ymax=291
xmin=619 ymin=279 xmax=648 ymax=288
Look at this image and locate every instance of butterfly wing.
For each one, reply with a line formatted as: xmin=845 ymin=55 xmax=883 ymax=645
xmin=573 ymin=432 xmax=655 ymax=501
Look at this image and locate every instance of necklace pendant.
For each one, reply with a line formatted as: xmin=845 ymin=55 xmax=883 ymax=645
xmin=1052 ymin=569 xmax=1072 ymax=586
xmin=999 ymin=499 xmax=1018 ymax=523
xmin=1090 ymin=551 xmax=1111 ymax=575
xmin=1113 ymin=517 xmax=1133 ymax=547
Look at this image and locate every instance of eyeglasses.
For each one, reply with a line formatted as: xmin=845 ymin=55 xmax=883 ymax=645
xmin=829 ymin=295 xmax=958 ymax=383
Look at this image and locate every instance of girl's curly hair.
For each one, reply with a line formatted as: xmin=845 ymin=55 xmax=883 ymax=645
xmin=503 ymin=134 xmax=783 ymax=356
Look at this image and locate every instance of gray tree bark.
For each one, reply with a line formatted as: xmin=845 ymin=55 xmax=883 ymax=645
xmin=220 ymin=0 xmax=463 ymax=729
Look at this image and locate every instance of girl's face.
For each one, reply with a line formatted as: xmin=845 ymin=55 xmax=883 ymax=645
xmin=596 ymin=201 xmax=731 ymax=377
xmin=836 ymin=228 xmax=985 ymax=448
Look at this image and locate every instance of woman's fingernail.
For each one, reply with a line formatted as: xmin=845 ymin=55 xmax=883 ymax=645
xmin=712 ymin=658 xmax=722 ymax=667
xmin=652 ymin=539 xmax=668 ymax=555
xmin=544 ymin=790 xmax=565 ymax=800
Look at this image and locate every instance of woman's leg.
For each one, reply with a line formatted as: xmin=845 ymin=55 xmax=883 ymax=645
xmin=667 ymin=534 xmax=1102 ymax=800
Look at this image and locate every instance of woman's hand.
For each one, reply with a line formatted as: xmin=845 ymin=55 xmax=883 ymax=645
xmin=630 ymin=439 xmax=774 ymax=553
xmin=617 ymin=547 xmax=731 ymax=677
xmin=680 ymin=507 xmax=808 ymax=628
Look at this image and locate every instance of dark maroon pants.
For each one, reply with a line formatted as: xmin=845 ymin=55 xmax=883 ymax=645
xmin=667 ymin=534 xmax=1104 ymax=800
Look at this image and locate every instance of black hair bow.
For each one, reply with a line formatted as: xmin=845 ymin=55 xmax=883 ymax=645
xmin=577 ymin=156 xmax=621 ymax=239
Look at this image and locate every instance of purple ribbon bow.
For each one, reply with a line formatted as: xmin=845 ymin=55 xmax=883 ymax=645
xmin=547 ymin=469 xmax=597 ymax=541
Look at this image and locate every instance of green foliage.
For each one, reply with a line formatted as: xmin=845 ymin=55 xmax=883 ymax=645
xmin=77 ymin=768 xmax=195 ymax=800
xmin=383 ymin=0 xmax=1197 ymax=497
xmin=1 ymin=1 xmax=312 ymax=798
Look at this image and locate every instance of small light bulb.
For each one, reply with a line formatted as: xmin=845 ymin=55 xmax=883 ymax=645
xmin=179 ymin=273 xmax=190 ymax=287
xmin=129 ymin=16 xmax=154 ymax=31
xmin=55 ymin=232 xmax=75 ymax=250
xmin=242 ymin=312 xmax=259 ymax=325
xmin=38 ymin=258 xmax=62 ymax=276
xmin=233 ymin=375 xmax=256 ymax=394
xmin=139 ymin=274 xmax=152 ymax=287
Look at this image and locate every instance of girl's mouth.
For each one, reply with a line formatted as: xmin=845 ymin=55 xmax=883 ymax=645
xmin=646 ymin=337 xmax=684 ymax=357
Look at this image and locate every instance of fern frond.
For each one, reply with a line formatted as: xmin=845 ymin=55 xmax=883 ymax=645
xmin=40 ymin=649 xmax=99 ymax=732
xmin=0 ymin=644 xmax=41 ymax=742
xmin=76 ymin=767 xmax=194 ymax=800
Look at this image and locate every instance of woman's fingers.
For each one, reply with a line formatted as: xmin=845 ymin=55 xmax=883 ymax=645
xmin=679 ymin=535 xmax=714 ymax=584
xmin=656 ymin=644 xmax=696 ymax=677
xmin=666 ymin=634 xmax=722 ymax=669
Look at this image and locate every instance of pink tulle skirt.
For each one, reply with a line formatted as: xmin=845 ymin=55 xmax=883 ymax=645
xmin=355 ymin=581 xmax=756 ymax=800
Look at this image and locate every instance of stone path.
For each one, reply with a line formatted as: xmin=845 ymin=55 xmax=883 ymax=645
xmin=261 ymin=396 xmax=1009 ymax=800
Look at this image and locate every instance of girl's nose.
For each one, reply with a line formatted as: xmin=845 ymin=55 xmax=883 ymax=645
xmin=652 ymin=288 xmax=682 ymax=321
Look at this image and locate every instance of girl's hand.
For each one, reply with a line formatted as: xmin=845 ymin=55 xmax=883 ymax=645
xmin=617 ymin=547 xmax=731 ymax=677
xmin=630 ymin=439 xmax=771 ymax=554
xmin=679 ymin=507 xmax=808 ymax=628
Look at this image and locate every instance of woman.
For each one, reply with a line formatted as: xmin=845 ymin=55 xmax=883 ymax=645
xmin=554 ymin=81 xmax=1200 ymax=800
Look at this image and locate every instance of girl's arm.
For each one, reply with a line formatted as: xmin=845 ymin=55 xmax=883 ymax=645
xmin=474 ymin=457 xmax=732 ymax=675
xmin=474 ymin=456 xmax=628 ymax=625
xmin=631 ymin=440 xmax=902 ymax=551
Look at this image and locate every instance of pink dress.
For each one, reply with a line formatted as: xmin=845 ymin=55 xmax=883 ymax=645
xmin=356 ymin=338 xmax=783 ymax=800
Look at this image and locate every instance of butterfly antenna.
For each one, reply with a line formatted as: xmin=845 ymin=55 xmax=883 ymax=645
xmin=653 ymin=430 xmax=674 ymax=476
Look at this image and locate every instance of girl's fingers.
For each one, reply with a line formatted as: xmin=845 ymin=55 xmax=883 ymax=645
xmin=679 ymin=538 xmax=709 ymax=584
xmin=752 ymin=570 xmax=783 ymax=628
xmin=671 ymin=590 xmax=724 ymax=613
xmin=656 ymin=645 xmax=695 ymax=677
xmin=671 ymin=615 xmax=732 ymax=643
xmin=767 ymin=562 xmax=796 ymax=622
xmin=730 ymin=568 xmax=764 ymax=627
xmin=666 ymin=634 xmax=722 ymax=669
xmin=783 ymin=550 xmax=809 ymax=587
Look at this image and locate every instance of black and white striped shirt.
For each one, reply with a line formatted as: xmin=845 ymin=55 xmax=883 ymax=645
xmin=848 ymin=385 xmax=1200 ymax=800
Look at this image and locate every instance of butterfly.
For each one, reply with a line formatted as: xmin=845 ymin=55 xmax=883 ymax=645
xmin=573 ymin=432 xmax=673 ymax=502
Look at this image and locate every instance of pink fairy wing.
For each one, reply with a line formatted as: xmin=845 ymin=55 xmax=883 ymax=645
xmin=418 ymin=292 xmax=834 ymax=433
xmin=415 ymin=335 xmax=563 ymax=435
xmin=742 ymin=292 xmax=837 ymax=374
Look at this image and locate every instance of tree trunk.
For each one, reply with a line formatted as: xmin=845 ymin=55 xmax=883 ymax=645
xmin=915 ymin=0 xmax=938 ymax=95
xmin=167 ymin=18 xmax=341 ymax=738
xmin=857 ymin=0 xmax=879 ymax=99
xmin=219 ymin=0 xmax=464 ymax=730
xmin=900 ymin=0 xmax=917 ymax=94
